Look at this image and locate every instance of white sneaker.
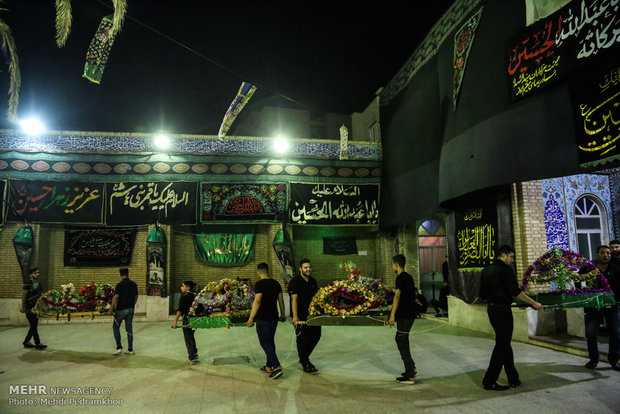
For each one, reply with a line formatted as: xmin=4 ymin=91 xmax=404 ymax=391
xmin=113 ymin=348 xmax=122 ymax=356
xmin=126 ymin=350 xmax=135 ymax=355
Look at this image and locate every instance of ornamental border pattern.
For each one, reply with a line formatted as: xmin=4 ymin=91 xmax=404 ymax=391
xmin=542 ymin=174 xmax=614 ymax=253
xmin=0 ymin=131 xmax=382 ymax=160
xmin=380 ymin=0 xmax=485 ymax=106
xmin=0 ymin=155 xmax=382 ymax=181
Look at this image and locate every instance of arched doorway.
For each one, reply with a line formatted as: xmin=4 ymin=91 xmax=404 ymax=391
xmin=417 ymin=219 xmax=446 ymax=306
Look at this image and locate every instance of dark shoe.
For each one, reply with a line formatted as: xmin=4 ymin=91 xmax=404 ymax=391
xmin=585 ymin=360 xmax=598 ymax=369
xmin=509 ymin=379 xmax=522 ymax=388
xmin=483 ymin=383 xmax=510 ymax=391
xmin=611 ymin=363 xmax=620 ymax=372
xmin=303 ymin=364 xmax=318 ymax=375
xmin=260 ymin=365 xmax=273 ymax=373
xmin=23 ymin=342 xmax=35 ymax=348
xmin=396 ymin=376 xmax=415 ymax=384
xmin=35 ymin=343 xmax=47 ymax=350
xmin=269 ymin=367 xmax=283 ymax=380
xmin=401 ymin=368 xmax=418 ymax=377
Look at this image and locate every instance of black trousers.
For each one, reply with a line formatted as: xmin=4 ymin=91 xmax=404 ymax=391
xmin=182 ymin=317 xmax=198 ymax=360
xmin=395 ymin=318 xmax=416 ymax=377
xmin=483 ymin=304 xmax=519 ymax=385
xmin=295 ymin=324 xmax=321 ymax=365
xmin=24 ymin=311 xmax=41 ymax=345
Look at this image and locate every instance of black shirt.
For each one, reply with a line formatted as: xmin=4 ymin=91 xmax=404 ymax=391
xmin=395 ymin=271 xmax=416 ymax=319
xmin=115 ymin=278 xmax=138 ymax=310
xmin=600 ymin=261 xmax=620 ymax=303
xmin=481 ymin=261 xmax=521 ymax=306
xmin=23 ymin=279 xmax=43 ymax=311
xmin=254 ymin=278 xmax=282 ymax=321
xmin=177 ymin=290 xmax=196 ymax=316
xmin=288 ymin=274 xmax=318 ymax=321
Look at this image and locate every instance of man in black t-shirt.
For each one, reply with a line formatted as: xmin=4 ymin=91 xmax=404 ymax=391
xmin=172 ymin=281 xmax=198 ymax=364
xmin=289 ymin=258 xmax=321 ymax=374
xmin=388 ymin=254 xmax=417 ymax=384
xmin=107 ymin=268 xmax=138 ymax=356
xmin=481 ymin=245 xmax=542 ymax=391
xmin=20 ymin=268 xmax=47 ymax=349
xmin=247 ymin=263 xmax=286 ymax=379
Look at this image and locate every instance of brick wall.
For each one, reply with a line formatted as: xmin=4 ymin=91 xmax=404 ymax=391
xmin=0 ymin=221 xmax=409 ymax=306
xmin=511 ymin=181 xmax=547 ymax=278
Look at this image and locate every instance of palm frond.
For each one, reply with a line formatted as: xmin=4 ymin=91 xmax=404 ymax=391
xmin=0 ymin=18 xmax=21 ymax=121
xmin=55 ymin=0 xmax=73 ymax=47
xmin=111 ymin=0 xmax=127 ymax=36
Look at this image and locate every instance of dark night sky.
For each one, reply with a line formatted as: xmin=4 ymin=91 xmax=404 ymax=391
xmin=0 ymin=0 xmax=454 ymax=135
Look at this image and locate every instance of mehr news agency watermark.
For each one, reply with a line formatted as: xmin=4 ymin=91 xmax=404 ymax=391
xmin=8 ymin=384 xmax=123 ymax=406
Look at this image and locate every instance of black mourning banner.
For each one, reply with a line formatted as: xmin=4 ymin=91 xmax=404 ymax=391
xmin=508 ymin=0 xmax=620 ymax=101
xmin=572 ymin=64 xmax=620 ymax=167
xmin=64 ymin=227 xmax=136 ymax=266
xmin=323 ymin=237 xmax=357 ymax=255
xmin=289 ymin=183 xmax=379 ymax=225
xmin=454 ymin=204 xmax=498 ymax=270
xmin=6 ymin=179 xmax=104 ymax=223
xmin=106 ymin=181 xmax=197 ymax=225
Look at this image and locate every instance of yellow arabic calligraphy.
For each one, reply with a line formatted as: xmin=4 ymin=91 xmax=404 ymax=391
xmin=513 ymin=55 xmax=560 ymax=96
xmin=457 ymin=224 xmax=496 ymax=266
xmin=599 ymin=67 xmax=620 ymax=93
xmin=463 ymin=208 xmax=483 ymax=221
xmin=579 ymin=89 xmax=620 ymax=154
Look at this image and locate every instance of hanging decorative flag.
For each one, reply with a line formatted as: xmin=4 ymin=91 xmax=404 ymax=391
xmin=272 ymin=228 xmax=295 ymax=285
xmin=83 ymin=14 xmax=118 ymax=84
xmin=218 ymin=82 xmax=257 ymax=139
xmin=453 ymin=7 xmax=484 ymax=110
xmin=13 ymin=226 xmax=34 ymax=285
xmin=146 ymin=226 xmax=167 ymax=297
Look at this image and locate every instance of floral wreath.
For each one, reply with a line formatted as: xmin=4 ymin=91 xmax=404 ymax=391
xmin=521 ymin=247 xmax=611 ymax=295
xmin=309 ymin=280 xmax=382 ymax=317
xmin=189 ymin=278 xmax=254 ymax=317
xmin=37 ymin=282 xmax=114 ymax=313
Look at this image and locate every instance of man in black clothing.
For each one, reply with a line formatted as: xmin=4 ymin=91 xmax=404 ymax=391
xmin=610 ymin=240 xmax=620 ymax=268
xmin=289 ymin=258 xmax=321 ymax=374
xmin=172 ymin=281 xmax=198 ymax=364
xmin=481 ymin=245 xmax=543 ymax=391
xmin=388 ymin=254 xmax=417 ymax=384
xmin=20 ymin=268 xmax=47 ymax=349
xmin=584 ymin=245 xmax=620 ymax=371
xmin=247 ymin=263 xmax=286 ymax=379
xmin=108 ymin=268 xmax=138 ymax=356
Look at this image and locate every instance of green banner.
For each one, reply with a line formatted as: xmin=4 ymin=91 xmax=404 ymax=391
xmin=194 ymin=225 xmax=255 ymax=265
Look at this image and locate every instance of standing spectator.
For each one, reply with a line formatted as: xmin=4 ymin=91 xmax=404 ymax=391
xmin=388 ymin=254 xmax=418 ymax=384
xmin=246 ymin=263 xmax=286 ymax=379
xmin=172 ymin=281 xmax=199 ymax=365
xmin=609 ymin=240 xmax=620 ymax=268
xmin=584 ymin=245 xmax=620 ymax=371
xmin=480 ymin=245 xmax=543 ymax=391
xmin=289 ymin=258 xmax=321 ymax=374
xmin=107 ymin=268 xmax=138 ymax=356
xmin=20 ymin=268 xmax=47 ymax=349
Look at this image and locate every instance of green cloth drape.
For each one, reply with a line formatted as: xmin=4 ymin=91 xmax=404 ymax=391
xmin=194 ymin=225 xmax=255 ymax=265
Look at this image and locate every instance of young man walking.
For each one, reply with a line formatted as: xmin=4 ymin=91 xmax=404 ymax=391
xmin=108 ymin=268 xmax=138 ymax=355
xmin=247 ymin=263 xmax=286 ymax=379
xmin=388 ymin=254 xmax=417 ymax=384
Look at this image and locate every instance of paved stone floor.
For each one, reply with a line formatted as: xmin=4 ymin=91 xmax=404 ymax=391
xmin=1 ymin=316 xmax=619 ymax=414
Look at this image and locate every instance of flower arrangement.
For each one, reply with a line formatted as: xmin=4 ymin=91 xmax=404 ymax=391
xmin=37 ymin=282 xmax=114 ymax=314
xmin=309 ymin=280 xmax=383 ymax=317
xmin=340 ymin=261 xmax=361 ymax=281
xmin=189 ymin=278 xmax=254 ymax=318
xmin=521 ymin=247 xmax=611 ymax=295
xmin=358 ymin=277 xmax=395 ymax=306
